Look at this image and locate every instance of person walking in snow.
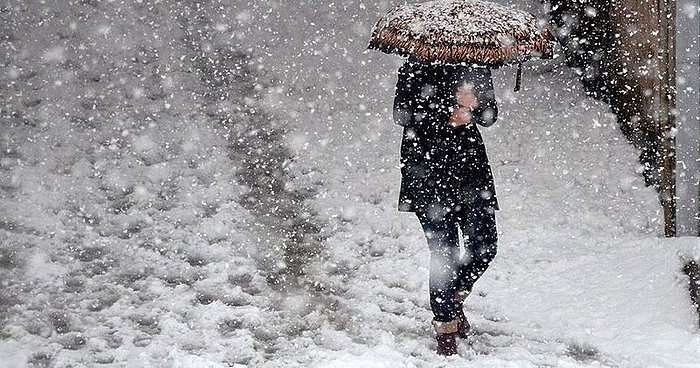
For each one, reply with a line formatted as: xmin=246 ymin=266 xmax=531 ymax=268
xmin=393 ymin=59 xmax=499 ymax=356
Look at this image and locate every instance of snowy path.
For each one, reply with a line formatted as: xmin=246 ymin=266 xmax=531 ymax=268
xmin=272 ymin=61 xmax=700 ymax=367
xmin=251 ymin=1 xmax=700 ymax=366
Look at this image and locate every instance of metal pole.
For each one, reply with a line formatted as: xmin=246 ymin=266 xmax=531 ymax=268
xmin=658 ymin=0 xmax=677 ymax=237
xmin=673 ymin=0 xmax=699 ymax=236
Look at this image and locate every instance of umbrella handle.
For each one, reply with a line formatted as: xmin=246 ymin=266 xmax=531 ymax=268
xmin=514 ymin=63 xmax=522 ymax=92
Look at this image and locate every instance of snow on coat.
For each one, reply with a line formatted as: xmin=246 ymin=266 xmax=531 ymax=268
xmin=393 ymin=61 xmax=498 ymax=214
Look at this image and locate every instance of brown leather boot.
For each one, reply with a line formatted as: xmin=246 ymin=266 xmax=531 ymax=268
xmin=455 ymin=291 xmax=471 ymax=338
xmin=432 ymin=319 xmax=459 ymax=356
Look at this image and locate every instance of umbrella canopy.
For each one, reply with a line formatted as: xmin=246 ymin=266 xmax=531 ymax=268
xmin=368 ymin=0 xmax=556 ymax=66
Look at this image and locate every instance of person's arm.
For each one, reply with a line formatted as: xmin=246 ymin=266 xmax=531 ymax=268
xmin=470 ymin=68 xmax=498 ymax=127
xmin=393 ymin=63 xmax=415 ymax=127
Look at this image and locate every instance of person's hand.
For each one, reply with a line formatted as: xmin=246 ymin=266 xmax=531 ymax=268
xmin=448 ymin=106 xmax=472 ymax=126
xmin=456 ymin=85 xmax=478 ymax=110
xmin=448 ymin=85 xmax=478 ymax=127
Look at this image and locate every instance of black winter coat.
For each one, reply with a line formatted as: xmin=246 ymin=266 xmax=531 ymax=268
xmin=393 ymin=61 xmax=499 ymax=214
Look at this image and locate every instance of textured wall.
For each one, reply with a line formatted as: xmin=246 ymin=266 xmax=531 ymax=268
xmin=608 ymin=0 xmax=661 ymax=150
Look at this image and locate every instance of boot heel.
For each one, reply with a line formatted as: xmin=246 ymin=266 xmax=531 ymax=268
xmin=432 ymin=319 xmax=459 ymax=356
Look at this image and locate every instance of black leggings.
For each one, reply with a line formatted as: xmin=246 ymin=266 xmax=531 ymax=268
xmin=416 ymin=207 xmax=497 ymax=322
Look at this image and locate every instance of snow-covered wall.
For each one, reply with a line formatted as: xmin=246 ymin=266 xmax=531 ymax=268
xmin=545 ymin=0 xmax=700 ymax=235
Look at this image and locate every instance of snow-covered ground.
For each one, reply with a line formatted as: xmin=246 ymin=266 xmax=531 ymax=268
xmin=1 ymin=0 xmax=699 ymax=367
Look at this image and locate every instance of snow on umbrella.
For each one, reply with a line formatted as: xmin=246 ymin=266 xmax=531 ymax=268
xmin=368 ymin=0 xmax=557 ymax=89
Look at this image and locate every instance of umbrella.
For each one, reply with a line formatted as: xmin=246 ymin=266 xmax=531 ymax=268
xmin=368 ymin=0 xmax=556 ymax=90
